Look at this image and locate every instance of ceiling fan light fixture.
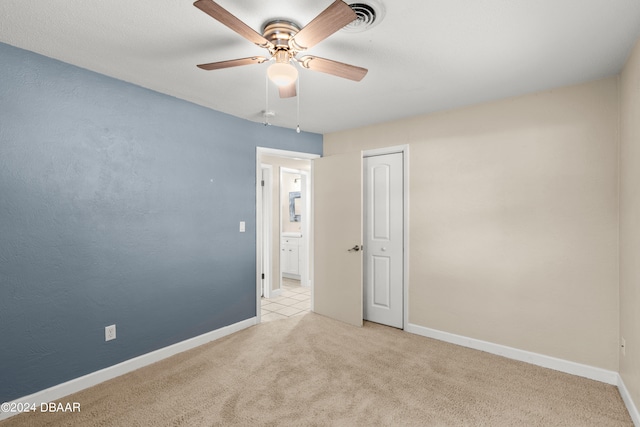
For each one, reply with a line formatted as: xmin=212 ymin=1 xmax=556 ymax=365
xmin=268 ymin=50 xmax=298 ymax=86
xmin=267 ymin=61 xmax=298 ymax=86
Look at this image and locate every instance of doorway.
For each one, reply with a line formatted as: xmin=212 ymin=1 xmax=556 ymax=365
xmin=256 ymin=148 xmax=320 ymax=324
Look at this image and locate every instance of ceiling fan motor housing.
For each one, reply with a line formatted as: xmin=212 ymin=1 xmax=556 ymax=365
xmin=262 ymin=20 xmax=301 ymax=53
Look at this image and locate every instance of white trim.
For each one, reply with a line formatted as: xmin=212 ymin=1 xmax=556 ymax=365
xmin=0 ymin=317 xmax=256 ymax=421
xmin=618 ymin=374 xmax=640 ymax=426
xmin=260 ymin=164 xmax=273 ymax=300
xmin=363 ymin=144 xmax=408 ymax=158
xmin=256 ymin=152 xmax=263 ymax=323
xmin=300 ymin=171 xmax=311 ymax=287
xmin=309 ymin=160 xmax=316 ymax=312
xmin=405 ymin=323 xmax=619 ymax=385
xmin=266 ymin=288 xmax=282 ymax=298
xmin=257 ymin=147 xmax=320 ymax=160
xmin=401 ymin=147 xmax=410 ymax=331
xmin=362 ymin=145 xmax=410 ymax=330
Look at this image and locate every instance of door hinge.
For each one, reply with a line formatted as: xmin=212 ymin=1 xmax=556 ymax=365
xmin=261 ymin=273 xmax=265 ymax=279
xmin=261 ymin=180 xmax=265 ymax=186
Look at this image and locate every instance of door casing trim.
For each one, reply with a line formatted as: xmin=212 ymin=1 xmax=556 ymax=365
xmin=260 ymin=164 xmax=273 ymax=299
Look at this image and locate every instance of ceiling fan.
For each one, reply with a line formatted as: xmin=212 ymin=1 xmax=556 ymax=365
xmin=193 ymin=0 xmax=368 ymax=98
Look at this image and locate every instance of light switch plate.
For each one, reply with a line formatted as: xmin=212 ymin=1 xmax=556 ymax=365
xmin=239 ymin=221 xmax=245 ymax=232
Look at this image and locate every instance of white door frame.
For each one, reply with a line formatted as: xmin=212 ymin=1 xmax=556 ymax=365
xmin=363 ymin=145 xmax=410 ymax=329
xmin=260 ymin=164 xmax=273 ymax=299
xmin=300 ymin=170 xmax=310 ymax=287
xmin=256 ymin=147 xmax=320 ymax=324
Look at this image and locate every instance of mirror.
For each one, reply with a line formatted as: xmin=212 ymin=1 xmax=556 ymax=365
xmin=289 ymin=191 xmax=301 ymax=222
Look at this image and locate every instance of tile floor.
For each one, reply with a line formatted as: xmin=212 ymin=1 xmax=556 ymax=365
xmin=261 ymin=278 xmax=311 ymax=322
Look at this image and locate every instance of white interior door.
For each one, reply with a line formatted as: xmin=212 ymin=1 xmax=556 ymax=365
xmin=363 ymin=153 xmax=403 ymax=328
xmin=313 ymin=152 xmax=363 ymax=327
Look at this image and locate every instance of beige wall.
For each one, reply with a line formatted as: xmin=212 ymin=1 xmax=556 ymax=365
xmin=261 ymin=155 xmax=310 ymax=292
xmin=620 ymin=38 xmax=640 ymax=406
xmin=325 ymin=78 xmax=620 ymax=370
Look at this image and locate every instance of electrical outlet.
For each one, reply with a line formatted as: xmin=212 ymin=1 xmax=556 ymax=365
xmin=621 ymin=337 xmax=626 ymax=357
xmin=105 ymin=324 xmax=116 ymax=342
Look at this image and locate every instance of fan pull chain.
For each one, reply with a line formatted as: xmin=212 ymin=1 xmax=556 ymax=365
xmin=296 ymin=76 xmax=301 ymax=133
xmin=264 ymin=74 xmax=270 ymax=126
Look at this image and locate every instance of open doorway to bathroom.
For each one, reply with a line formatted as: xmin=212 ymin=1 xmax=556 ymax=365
xmin=256 ymin=148 xmax=320 ymax=323
xmin=268 ymin=167 xmax=309 ymax=321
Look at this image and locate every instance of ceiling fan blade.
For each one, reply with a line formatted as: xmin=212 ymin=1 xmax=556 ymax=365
xmin=278 ymin=83 xmax=297 ymax=98
xmin=290 ymin=0 xmax=356 ymax=51
xmin=197 ymin=56 xmax=268 ymax=71
xmin=299 ymin=56 xmax=368 ymax=81
xmin=194 ymin=0 xmax=273 ymax=49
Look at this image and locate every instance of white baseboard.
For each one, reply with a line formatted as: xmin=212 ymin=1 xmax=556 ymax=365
xmin=405 ymin=323 xmax=619 ymax=384
xmin=267 ymin=289 xmax=282 ymax=297
xmin=0 ymin=317 xmax=257 ymax=422
xmin=407 ymin=322 xmax=639 ymax=424
xmin=618 ymin=375 xmax=640 ymax=426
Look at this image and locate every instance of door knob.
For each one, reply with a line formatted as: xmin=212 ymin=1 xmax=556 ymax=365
xmin=381 ymin=247 xmax=387 ymax=252
xmin=348 ymin=245 xmax=362 ymax=252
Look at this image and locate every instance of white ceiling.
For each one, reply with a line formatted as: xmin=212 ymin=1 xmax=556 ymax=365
xmin=1 ymin=1 xmax=639 ymax=134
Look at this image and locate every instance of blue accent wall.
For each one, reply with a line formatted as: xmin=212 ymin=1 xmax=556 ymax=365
xmin=0 ymin=42 xmax=322 ymax=401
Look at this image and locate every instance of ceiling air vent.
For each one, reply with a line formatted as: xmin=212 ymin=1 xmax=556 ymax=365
xmin=343 ymin=1 xmax=385 ymax=33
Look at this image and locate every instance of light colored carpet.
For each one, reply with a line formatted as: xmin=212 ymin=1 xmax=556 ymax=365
xmin=2 ymin=313 xmax=632 ymax=426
